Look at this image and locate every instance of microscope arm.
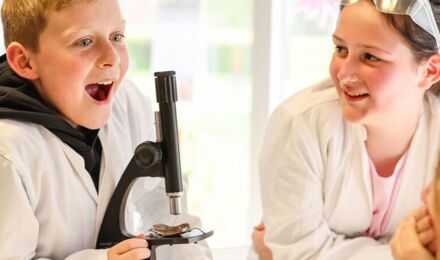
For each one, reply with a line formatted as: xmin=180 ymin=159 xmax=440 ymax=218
xmin=96 ymin=143 xmax=164 ymax=249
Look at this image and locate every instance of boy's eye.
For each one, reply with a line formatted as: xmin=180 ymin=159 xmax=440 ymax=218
xmin=111 ymin=34 xmax=125 ymax=42
xmin=78 ymin=38 xmax=92 ymax=47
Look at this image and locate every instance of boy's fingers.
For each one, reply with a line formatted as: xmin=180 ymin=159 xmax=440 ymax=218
xmin=427 ymin=240 xmax=437 ymax=254
xmin=418 ymin=228 xmax=436 ymax=246
xmin=122 ymin=248 xmax=151 ymax=260
xmin=411 ymin=206 xmax=428 ymax=222
xmin=111 ymin=238 xmax=149 ymax=255
xmin=401 ymin=216 xmax=416 ymax=237
xmin=399 ymin=216 xmax=424 ymax=248
xmin=392 ymin=213 xmax=436 ymax=260
xmin=135 ymin=234 xmax=147 ymax=242
xmin=416 ymin=215 xmax=433 ymax=233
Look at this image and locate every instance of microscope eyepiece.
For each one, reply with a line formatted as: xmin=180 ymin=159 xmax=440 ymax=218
xmin=155 ymin=71 xmax=178 ymax=104
xmin=154 ymin=71 xmax=184 ymax=215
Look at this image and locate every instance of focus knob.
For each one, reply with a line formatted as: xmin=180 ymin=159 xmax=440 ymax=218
xmin=134 ymin=141 xmax=162 ymax=168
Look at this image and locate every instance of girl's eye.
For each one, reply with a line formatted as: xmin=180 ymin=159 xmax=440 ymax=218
xmin=111 ymin=34 xmax=125 ymax=42
xmin=78 ymin=38 xmax=92 ymax=47
xmin=334 ymin=45 xmax=348 ymax=57
xmin=364 ymin=53 xmax=381 ymax=62
xmin=334 ymin=45 xmax=348 ymax=53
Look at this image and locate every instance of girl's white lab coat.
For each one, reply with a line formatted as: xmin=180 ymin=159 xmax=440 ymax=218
xmin=260 ymin=79 xmax=440 ymax=260
xmin=0 ymin=79 xmax=212 ymax=260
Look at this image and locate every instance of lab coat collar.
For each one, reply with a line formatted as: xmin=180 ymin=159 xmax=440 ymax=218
xmin=60 ymin=142 xmax=99 ymax=204
xmin=385 ymin=95 xmax=438 ymax=235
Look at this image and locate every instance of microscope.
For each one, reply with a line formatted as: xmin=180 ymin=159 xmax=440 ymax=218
xmin=96 ymin=71 xmax=213 ymax=259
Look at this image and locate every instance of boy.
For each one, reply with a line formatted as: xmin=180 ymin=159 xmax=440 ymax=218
xmin=0 ymin=0 xmax=211 ymax=259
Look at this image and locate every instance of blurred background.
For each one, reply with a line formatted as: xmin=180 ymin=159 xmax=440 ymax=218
xmin=119 ymin=1 xmax=337 ymax=258
xmin=0 ymin=0 xmax=338 ymax=259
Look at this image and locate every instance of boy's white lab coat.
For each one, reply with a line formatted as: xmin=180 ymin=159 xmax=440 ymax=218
xmin=0 ymin=79 xmax=212 ymax=260
xmin=260 ymin=79 xmax=440 ymax=260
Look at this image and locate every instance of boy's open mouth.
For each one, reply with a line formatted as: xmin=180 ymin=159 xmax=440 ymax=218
xmin=85 ymin=81 xmax=113 ymax=101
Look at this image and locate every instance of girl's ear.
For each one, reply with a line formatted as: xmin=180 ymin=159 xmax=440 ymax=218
xmin=420 ymin=53 xmax=440 ymax=90
xmin=5 ymin=42 xmax=39 ymax=80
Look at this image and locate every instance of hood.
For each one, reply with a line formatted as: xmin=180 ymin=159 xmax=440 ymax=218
xmin=0 ymin=54 xmax=101 ymax=184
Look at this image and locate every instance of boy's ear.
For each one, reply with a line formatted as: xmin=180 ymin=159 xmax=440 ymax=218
xmin=6 ymin=42 xmax=39 ymax=80
xmin=420 ymin=53 xmax=440 ymax=90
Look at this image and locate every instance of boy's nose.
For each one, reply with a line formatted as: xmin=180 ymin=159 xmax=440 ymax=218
xmin=97 ymin=42 xmax=120 ymax=68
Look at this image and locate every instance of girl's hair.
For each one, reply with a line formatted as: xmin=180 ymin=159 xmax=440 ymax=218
xmin=382 ymin=1 xmax=440 ymax=94
xmin=342 ymin=0 xmax=440 ymax=94
xmin=1 ymin=0 xmax=94 ymax=52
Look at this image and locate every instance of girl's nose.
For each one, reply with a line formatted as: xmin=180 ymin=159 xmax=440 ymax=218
xmin=340 ymin=73 xmax=360 ymax=85
xmin=337 ymin=58 xmax=360 ymax=85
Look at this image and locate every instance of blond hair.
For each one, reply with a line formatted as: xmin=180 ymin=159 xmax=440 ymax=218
xmin=1 ymin=0 xmax=93 ymax=52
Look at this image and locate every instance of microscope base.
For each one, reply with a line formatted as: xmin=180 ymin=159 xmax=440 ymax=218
xmin=147 ymin=229 xmax=214 ymax=260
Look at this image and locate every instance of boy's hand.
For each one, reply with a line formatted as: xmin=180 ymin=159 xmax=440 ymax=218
xmin=420 ymin=184 xmax=438 ymax=254
xmin=414 ymin=206 xmax=436 ymax=253
xmin=108 ymin=234 xmax=150 ymax=260
xmin=391 ymin=212 xmax=435 ymax=260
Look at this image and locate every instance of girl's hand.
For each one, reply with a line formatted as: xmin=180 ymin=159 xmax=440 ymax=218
xmin=108 ymin=234 xmax=150 ymax=260
xmin=251 ymin=222 xmax=273 ymax=260
xmin=391 ymin=213 xmax=434 ymax=260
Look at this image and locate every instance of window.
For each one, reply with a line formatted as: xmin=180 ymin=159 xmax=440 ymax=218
xmin=286 ymin=0 xmax=337 ymax=97
xmin=121 ymin=0 xmax=253 ymax=249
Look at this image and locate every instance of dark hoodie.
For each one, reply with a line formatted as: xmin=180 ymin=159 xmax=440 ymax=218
xmin=0 ymin=54 xmax=102 ymax=191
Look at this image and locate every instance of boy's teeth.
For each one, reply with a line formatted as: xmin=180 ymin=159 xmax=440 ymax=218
xmin=97 ymin=81 xmax=113 ymax=85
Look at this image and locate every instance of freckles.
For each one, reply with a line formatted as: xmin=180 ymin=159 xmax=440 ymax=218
xmin=120 ymin=52 xmax=130 ymax=69
xmin=63 ymin=62 xmax=90 ymax=78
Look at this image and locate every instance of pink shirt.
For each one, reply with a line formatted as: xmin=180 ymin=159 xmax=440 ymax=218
xmin=367 ymin=154 xmax=407 ymax=238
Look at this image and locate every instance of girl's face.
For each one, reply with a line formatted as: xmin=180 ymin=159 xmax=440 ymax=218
xmin=329 ymin=1 xmax=429 ymax=126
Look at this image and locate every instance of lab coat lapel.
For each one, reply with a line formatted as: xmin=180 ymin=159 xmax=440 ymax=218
xmin=356 ymin=124 xmax=373 ymax=212
xmin=94 ymin=123 xmax=132 ymax=238
xmin=348 ymin=124 xmax=374 ymax=231
xmin=95 ymin=128 xmax=116 ymax=230
xmin=386 ymin=99 xmax=439 ymax=235
xmin=325 ymin=123 xmax=373 ymax=233
xmin=60 ymin=142 xmax=99 ymax=204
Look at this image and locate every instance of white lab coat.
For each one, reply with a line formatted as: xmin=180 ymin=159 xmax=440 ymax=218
xmin=0 ymin=79 xmax=212 ymax=260
xmin=259 ymin=79 xmax=440 ymax=260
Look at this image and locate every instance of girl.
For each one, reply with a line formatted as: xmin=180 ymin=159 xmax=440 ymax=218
xmin=259 ymin=0 xmax=440 ymax=259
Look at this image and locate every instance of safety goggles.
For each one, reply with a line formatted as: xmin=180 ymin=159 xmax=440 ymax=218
xmin=339 ymin=0 xmax=440 ymax=51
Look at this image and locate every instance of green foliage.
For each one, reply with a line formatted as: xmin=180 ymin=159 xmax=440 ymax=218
xmin=202 ymin=0 xmax=252 ymax=29
xmin=127 ymin=39 xmax=152 ymax=73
